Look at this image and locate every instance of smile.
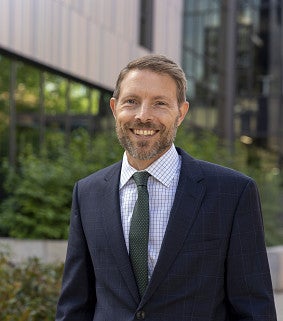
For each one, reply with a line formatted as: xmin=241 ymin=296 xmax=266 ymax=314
xmin=133 ymin=129 xmax=156 ymax=136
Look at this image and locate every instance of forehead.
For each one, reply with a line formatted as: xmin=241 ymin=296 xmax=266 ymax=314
xmin=120 ymin=69 xmax=177 ymax=97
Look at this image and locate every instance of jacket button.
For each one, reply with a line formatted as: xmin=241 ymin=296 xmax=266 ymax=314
xmin=136 ymin=310 xmax=146 ymax=319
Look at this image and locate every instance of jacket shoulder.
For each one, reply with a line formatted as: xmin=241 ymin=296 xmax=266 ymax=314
xmin=177 ymin=147 xmax=253 ymax=184
xmin=76 ymin=161 xmax=122 ymax=190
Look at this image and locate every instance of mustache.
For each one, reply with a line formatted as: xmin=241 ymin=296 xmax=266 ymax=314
xmin=125 ymin=120 xmax=160 ymax=130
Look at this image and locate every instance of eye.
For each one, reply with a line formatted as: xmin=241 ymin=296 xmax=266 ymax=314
xmin=123 ymin=98 xmax=137 ymax=105
xmin=155 ymin=101 xmax=167 ymax=106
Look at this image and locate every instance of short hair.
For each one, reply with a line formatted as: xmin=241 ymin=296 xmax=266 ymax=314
xmin=113 ymin=54 xmax=187 ymax=106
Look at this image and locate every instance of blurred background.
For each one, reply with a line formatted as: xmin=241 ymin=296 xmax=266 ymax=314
xmin=0 ymin=0 xmax=282 ymax=320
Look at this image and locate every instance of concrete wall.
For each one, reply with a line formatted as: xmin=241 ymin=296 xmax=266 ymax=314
xmin=0 ymin=237 xmax=67 ymax=264
xmin=0 ymin=237 xmax=282 ymax=291
xmin=268 ymin=246 xmax=283 ymax=292
xmin=0 ymin=0 xmax=184 ymax=90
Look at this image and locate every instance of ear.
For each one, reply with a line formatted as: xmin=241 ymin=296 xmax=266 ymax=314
xmin=177 ymin=101 xmax=189 ymax=126
xmin=110 ymin=97 xmax=117 ymax=119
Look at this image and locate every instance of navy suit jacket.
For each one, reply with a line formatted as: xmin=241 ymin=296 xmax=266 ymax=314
xmin=55 ymin=148 xmax=277 ymax=321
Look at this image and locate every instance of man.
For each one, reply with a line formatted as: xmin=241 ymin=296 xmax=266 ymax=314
xmin=55 ymin=54 xmax=277 ymax=320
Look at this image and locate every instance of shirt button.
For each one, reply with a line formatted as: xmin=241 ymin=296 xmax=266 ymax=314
xmin=136 ymin=310 xmax=146 ymax=319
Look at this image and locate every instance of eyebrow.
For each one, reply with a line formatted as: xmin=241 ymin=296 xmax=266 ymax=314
xmin=119 ymin=94 xmax=173 ymax=103
xmin=121 ymin=94 xmax=139 ymax=99
xmin=122 ymin=94 xmax=170 ymax=100
xmin=153 ymin=95 xmax=170 ymax=100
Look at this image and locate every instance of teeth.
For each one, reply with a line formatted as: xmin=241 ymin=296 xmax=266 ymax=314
xmin=134 ymin=129 xmax=155 ymax=136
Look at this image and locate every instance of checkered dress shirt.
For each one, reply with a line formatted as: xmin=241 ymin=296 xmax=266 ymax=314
xmin=119 ymin=144 xmax=181 ymax=278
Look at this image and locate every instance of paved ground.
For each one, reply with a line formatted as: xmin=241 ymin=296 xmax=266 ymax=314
xmin=275 ymin=292 xmax=283 ymax=321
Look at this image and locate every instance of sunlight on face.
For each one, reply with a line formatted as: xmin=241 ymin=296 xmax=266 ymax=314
xmin=110 ymin=70 xmax=188 ymax=168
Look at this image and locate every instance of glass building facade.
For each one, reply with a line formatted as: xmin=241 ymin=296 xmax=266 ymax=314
xmin=0 ymin=50 xmax=112 ymax=167
xmin=182 ymin=0 xmax=283 ymax=160
xmin=183 ymin=0 xmax=221 ymax=131
xmin=1 ymin=0 xmax=282 ymax=171
xmin=0 ymin=0 xmax=185 ymax=202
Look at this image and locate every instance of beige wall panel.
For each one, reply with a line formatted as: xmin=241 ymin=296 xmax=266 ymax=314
xmin=115 ymin=37 xmax=132 ymax=78
xmin=21 ymin=0 xmax=33 ymax=55
xmin=98 ymin=29 xmax=118 ymax=87
xmin=58 ymin=2 xmax=70 ymax=72
xmin=101 ymin=0 xmax=114 ymax=31
xmin=90 ymin=0 xmax=101 ymax=25
xmin=0 ymin=0 xmax=10 ymax=47
xmin=86 ymin=23 xmax=101 ymax=84
xmin=0 ymin=0 xmax=184 ymax=91
xmin=43 ymin=0 xmax=53 ymax=63
xmin=50 ymin=1 xmax=60 ymax=64
xmin=69 ymin=10 xmax=81 ymax=73
xmin=114 ymin=0 xmax=138 ymax=42
xmin=154 ymin=0 xmax=167 ymax=55
xmin=115 ymin=0 xmax=125 ymax=36
xmin=166 ymin=1 xmax=183 ymax=61
xmin=82 ymin=0 xmax=93 ymax=20
xmin=154 ymin=0 xmax=183 ymax=63
xmin=34 ymin=0 xmax=48 ymax=63
xmin=95 ymin=0 xmax=105 ymax=27
xmin=12 ymin=0 xmax=24 ymax=50
xmin=127 ymin=0 xmax=139 ymax=43
xmin=74 ymin=14 xmax=88 ymax=77
xmin=33 ymin=0 xmax=46 ymax=61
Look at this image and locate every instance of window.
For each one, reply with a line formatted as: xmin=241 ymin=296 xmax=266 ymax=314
xmin=16 ymin=62 xmax=41 ymax=152
xmin=0 ymin=50 xmax=112 ymax=166
xmin=182 ymin=0 xmax=221 ymax=130
xmin=139 ymin=0 xmax=154 ymax=50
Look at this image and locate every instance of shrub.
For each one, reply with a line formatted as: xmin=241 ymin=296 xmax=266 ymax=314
xmin=175 ymin=127 xmax=283 ymax=246
xmin=0 ymin=129 xmax=123 ymax=239
xmin=0 ymin=250 xmax=63 ymax=321
xmin=0 ymin=127 xmax=282 ymax=245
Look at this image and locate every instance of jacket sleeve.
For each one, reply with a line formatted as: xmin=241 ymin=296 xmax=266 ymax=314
xmin=55 ymin=183 xmax=96 ymax=321
xmin=225 ymin=178 xmax=277 ymax=320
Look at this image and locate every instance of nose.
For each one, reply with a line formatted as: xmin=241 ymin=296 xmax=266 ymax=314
xmin=135 ymin=103 xmax=153 ymax=122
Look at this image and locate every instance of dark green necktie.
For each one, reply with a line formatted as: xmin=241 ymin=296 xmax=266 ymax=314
xmin=129 ymin=171 xmax=150 ymax=297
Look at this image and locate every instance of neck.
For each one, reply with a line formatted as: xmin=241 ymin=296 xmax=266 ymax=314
xmin=126 ymin=146 xmax=172 ymax=170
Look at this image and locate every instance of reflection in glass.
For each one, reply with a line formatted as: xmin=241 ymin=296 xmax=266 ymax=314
xmin=70 ymin=82 xmax=89 ymax=115
xmin=45 ymin=73 xmax=67 ymax=115
xmin=0 ymin=51 xmax=112 ymax=165
xmin=16 ymin=62 xmax=40 ymax=152
xmin=90 ymin=89 xmax=100 ymax=115
xmin=182 ymin=0 xmax=221 ymax=130
xmin=16 ymin=62 xmax=40 ymax=113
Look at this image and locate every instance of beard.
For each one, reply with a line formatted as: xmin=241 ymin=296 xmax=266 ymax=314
xmin=115 ymin=118 xmax=179 ymax=161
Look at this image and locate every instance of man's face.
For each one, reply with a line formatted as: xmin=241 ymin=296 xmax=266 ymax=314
xmin=110 ymin=69 xmax=188 ymax=169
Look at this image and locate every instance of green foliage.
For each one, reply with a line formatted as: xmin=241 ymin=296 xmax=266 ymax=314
xmin=0 ymin=129 xmax=123 ymax=239
xmin=176 ymin=127 xmax=283 ymax=246
xmin=250 ymin=168 xmax=283 ymax=246
xmin=0 ymin=250 xmax=63 ymax=321
xmin=0 ymin=126 xmax=282 ymax=245
xmin=175 ymin=127 xmax=248 ymax=168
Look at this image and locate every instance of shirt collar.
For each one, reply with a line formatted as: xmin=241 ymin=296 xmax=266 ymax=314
xmin=120 ymin=144 xmax=180 ymax=189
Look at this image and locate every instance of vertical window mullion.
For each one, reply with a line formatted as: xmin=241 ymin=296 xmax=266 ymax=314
xmin=39 ymin=71 xmax=45 ymax=148
xmin=139 ymin=0 xmax=154 ymax=50
xmin=9 ymin=61 xmax=17 ymax=166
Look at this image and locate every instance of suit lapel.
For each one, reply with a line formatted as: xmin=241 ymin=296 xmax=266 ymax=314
xmin=98 ymin=150 xmax=206 ymax=306
xmin=142 ymin=149 xmax=206 ymax=304
xmin=100 ymin=163 xmax=140 ymax=304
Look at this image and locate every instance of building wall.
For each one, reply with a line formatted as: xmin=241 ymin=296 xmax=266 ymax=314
xmin=268 ymin=1 xmax=283 ymax=156
xmin=182 ymin=0 xmax=283 ymax=159
xmin=0 ymin=0 xmax=184 ymax=91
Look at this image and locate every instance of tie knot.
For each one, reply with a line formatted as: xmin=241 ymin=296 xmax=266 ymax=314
xmin=133 ymin=171 xmax=150 ymax=187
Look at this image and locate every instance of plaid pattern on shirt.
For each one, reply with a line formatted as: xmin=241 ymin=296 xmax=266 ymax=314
xmin=119 ymin=144 xmax=181 ymax=278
